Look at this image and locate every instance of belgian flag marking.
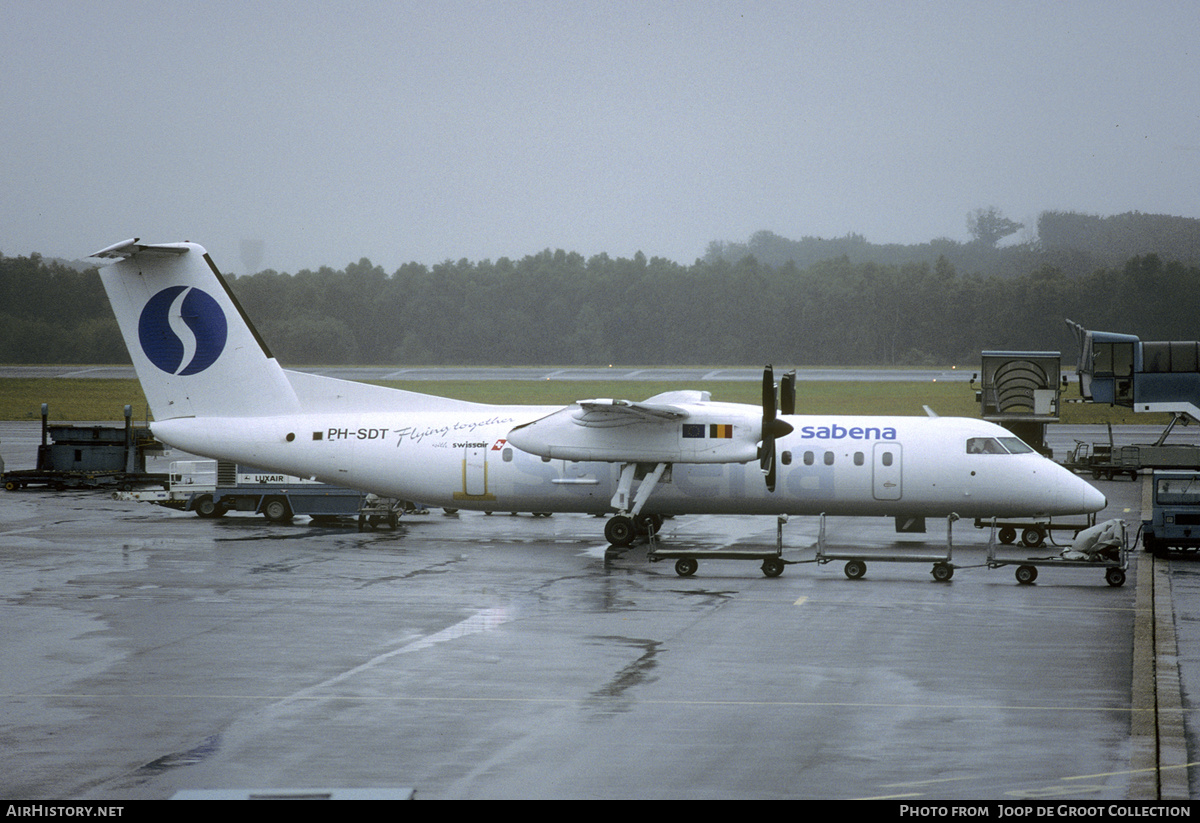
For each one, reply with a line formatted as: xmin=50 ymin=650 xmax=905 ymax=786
xmin=709 ymin=424 xmax=733 ymax=439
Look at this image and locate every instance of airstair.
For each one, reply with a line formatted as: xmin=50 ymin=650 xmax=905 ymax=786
xmin=974 ymin=350 xmax=1063 ymax=455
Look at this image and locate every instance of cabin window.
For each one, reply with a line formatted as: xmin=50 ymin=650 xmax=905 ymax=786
xmin=824 ymin=451 xmax=834 ymax=466
xmin=881 ymin=452 xmax=894 ymax=467
xmin=502 ymin=448 xmax=513 ymax=462
xmin=804 ymin=451 xmax=815 ymax=466
xmin=854 ymin=451 xmax=864 ymax=466
xmin=781 ymin=450 xmax=792 ymax=465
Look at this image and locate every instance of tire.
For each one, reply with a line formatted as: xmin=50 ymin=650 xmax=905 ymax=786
xmin=262 ymin=497 xmax=292 ymax=522
xmin=194 ymin=495 xmax=226 ymax=518
xmin=1105 ymin=568 xmax=1126 ymax=587
xmin=1016 ymin=564 xmax=1038 ymax=585
xmin=674 ymin=557 xmax=698 ymax=577
xmin=761 ymin=558 xmax=785 ymax=578
xmin=999 ymin=527 xmax=1017 ymax=544
xmin=604 ymin=515 xmax=636 ymax=547
xmin=1021 ymin=527 xmax=1045 ymax=548
xmin=844 ymin=559 xmax=866 ymax=580
xmin=932 ymin=563 xmax=953 ymax=582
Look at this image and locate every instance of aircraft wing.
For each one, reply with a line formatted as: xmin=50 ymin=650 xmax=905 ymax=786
xmin=572 ymin=398 xmax=691 ymax=427
xmin=507 ymin=392 xmax=760 ymax=464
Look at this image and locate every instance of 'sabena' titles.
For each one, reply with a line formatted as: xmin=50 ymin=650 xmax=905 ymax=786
xmin=798 ymin=424 xmax=898 ymax=441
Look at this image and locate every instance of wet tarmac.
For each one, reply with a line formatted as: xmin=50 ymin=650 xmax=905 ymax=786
xmin=0 ymin=424 xmax=1195 ymax=799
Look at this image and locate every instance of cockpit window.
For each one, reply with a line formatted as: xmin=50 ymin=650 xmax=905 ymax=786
xmin=998 ymin=437 xmax=1034 ymax=454
xmin=967 ymin=436 xmax=1035 ymax=455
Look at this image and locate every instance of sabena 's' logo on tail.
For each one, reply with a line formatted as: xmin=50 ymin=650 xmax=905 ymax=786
xmin=138 ymin=286 xmax=228 ymax=375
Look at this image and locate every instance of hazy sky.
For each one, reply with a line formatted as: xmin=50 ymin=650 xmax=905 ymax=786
xmin=3 ymin=1 xmax=1197 ymax=274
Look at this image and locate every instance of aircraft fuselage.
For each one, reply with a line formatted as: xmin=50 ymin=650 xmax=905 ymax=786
xmin=152 ymin=408 xmax=1102 ymax=520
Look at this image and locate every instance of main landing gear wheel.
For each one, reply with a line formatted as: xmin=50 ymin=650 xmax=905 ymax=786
xmin=844 ymin=559 xmax=866 ymax=580
xmin=604 ymin=515 xmax=636 ymax=547
xmin=761 ymin=557 xmax=785 ymax=578
xmin=1015 ymin=564 xmax=1038 ymax=585
xmin=932 ymin=562 xmax=954 ymax=582
xmin=674 ymin=557 xmax=698 ymax=577
xmin=1105 ymin=567 xmax=1126 ymax=587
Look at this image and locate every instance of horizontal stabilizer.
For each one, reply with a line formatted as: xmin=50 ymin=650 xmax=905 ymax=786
xmin=91 ymin=238 xmax=191 ymax=259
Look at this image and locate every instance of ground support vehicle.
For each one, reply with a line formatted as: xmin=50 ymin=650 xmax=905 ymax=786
xmin=1062 ymin=440 xmax=1200 ymax=481
xmin=357 ymin=495 xmax=414 ymax=530
xmin=6 ymin=468 xmax=166 ymax=492
xmin=814 ymin=513 xmax=959 ymax=581
xmin=1061 ymin=419 xmax=1200 ymax=481
xmin=3 ymin=405 xmax=166 ymax=492
xmin=648 ymin=515 xmax=792 ymax=578
xmin=1141 ymin=471 xmax=1200 ymax=556
xmin=972 ymin=514 xmax=1096 ymax=549
xmin=118 ymin=460 xmax=378 ymax=523
xmin=985 ymin=518 xmax=1128 ymax=586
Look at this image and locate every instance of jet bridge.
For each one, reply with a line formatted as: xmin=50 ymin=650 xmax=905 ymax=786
xmin=1063 ymin=320 xmax=1200 ymax=475
xmin=1067 ymin=319 xmax=1200 ymax=421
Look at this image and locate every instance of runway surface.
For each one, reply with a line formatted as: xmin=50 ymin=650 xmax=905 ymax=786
xmin=0 ymin=365 xmax=975 ymax=382
xmin=0 ymin=423 xmax=1194 ymax=800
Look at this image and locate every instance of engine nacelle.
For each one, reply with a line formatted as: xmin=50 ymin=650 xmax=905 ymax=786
xmin=507 ymin=398 xmax=764 ymax=464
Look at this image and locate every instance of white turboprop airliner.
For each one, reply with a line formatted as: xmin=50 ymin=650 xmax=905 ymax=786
xmin=91 ymin=239 xmax=1106 ymax=546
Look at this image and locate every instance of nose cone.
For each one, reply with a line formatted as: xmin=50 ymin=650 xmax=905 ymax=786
xmin=1081 ymin=479 xmax=1108 ymax=513
xmin=1045 ymin=463 xmax=1107 ymax=516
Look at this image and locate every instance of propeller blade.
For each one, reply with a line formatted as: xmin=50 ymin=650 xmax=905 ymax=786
xmin=760 ymin=365 xmax=790 ymax=492
xmin=762 ymin=365 xmax=777 ymax=421
xmin=781 ymin=370 xmax=796 ymax=415
xmin=760 ymin=365 xmax=775 ymax=475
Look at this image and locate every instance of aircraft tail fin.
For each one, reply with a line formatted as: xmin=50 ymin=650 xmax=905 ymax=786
xmin=92 ymin=239 xmax=301 ymax=420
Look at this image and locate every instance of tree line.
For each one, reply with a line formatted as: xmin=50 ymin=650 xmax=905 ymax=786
xmin=705 ymin=210 xmax=1200 ymax=281
xmin=2 ymin=215 xmax=1198 ymax=367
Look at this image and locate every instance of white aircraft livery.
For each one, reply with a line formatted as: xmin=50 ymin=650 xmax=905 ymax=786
xmin=91 ymin=239 xmax=1106 ymax=546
